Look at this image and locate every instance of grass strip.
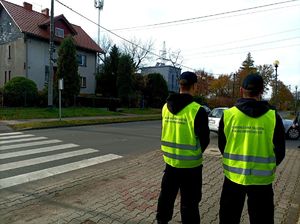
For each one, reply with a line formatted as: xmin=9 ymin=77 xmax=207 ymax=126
xmin=9 ymin=115 xmax=161 ymax=131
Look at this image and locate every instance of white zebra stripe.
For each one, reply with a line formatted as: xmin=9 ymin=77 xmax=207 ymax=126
xmin=0 ymin=132 xmax=23 ymax=136
xmin=0 ymin=140 xmax=62 ymax=151
xmin=0 ymin=154 xmax=122 ymax=189
xmin=0 ymin=137 xmax=47 ymax=145
xmin=0 ymin=134 xmax=35 ymax=140
xmin=0 ymin=143 xmax=79 ymax=159
xmin=0 ymin=148 xmax=98 ymax=171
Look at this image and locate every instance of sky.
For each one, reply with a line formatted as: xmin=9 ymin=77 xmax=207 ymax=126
xmin=6 ymin=0 xmax=300 ymax=93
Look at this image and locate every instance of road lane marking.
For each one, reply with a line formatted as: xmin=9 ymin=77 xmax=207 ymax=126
xmin=0 ymin=143 xmax=79 ymax=159
xmin=0 ymin=132 xmax=24 ymax=136
xmin=0 ymin=154 xmax=123 ymax=189
xmin=0 ymin=134 xmax=35 ymax=140
xmin=0 ymin=137 xmax=47 ymax=145
xmin=0 ymin=148 xmax=98 ymax=171
xmin=0 ymin=140 xmax=62 ymax=151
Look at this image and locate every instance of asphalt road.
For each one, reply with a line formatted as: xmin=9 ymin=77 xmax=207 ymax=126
xmin=1 ymin=120 xmax=297 ymax=191
xmin=22 ymin=120 xmax=163 ymax=156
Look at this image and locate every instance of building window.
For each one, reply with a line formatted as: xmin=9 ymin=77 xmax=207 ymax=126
xmin=8 ymin=45 xmax=11 ymax=59
xmin=4 ymin=71 xmax=7 ymax=84
xmin=80 ymin=76 xmax=86 ymax=88
xmin=44 ymin=66 xmax=49 ymax=85
xmin=55 ymin=27 xmax=64 ymax=38
xmin=77 ymin=54 xmax=87 ymax=67
xmin=8 ymin=71 xmax=11 ymax=81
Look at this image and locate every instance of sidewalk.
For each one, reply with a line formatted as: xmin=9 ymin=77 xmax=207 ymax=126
xmin=0 ymin=142 xmax=299 ymax=224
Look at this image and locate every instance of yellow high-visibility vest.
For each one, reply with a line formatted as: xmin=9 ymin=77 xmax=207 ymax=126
xmin=161 ymin=102 xmax=203 ymax=168
xmin=223 ymin=106 xmax=276 ymax=185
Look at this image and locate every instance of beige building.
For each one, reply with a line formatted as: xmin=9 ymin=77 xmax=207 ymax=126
xmin=0 ymin=0 xmax=103 ymax=94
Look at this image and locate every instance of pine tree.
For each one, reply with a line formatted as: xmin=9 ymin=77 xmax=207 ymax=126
xmin=97 ymin=45 xmax=120 ymax=97
xmin=56 ymin=37 xmax=80 ymax=106
xmin=116 ymin=54 xmax=135 ymax=106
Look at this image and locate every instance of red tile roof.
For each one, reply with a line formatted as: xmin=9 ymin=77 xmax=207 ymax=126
xmin=0 ymin=0 xmax=103 ymax=53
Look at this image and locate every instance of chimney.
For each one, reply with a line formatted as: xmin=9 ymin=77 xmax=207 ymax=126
xmin=41 ymin=8 xmax=49 ymax=17
xmin=23 ymin=2 xmax=32 ymax=11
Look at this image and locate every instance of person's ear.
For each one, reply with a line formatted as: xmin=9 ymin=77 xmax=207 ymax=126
xmin=240 ymin=87 xmax=243 ymax=97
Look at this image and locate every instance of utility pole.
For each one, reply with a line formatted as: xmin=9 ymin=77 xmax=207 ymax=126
xmin=295 ymin=85 xmax=298 ymax=114
xmin=94 ymin=0 xmax=104 ymax=67
xmin=48 ymin=0 xmax=54 ymax=107
xmin=273 ymin=60 xmax=279 ymax=109
xmin=232 ymin=72 xmax=236 ymax=98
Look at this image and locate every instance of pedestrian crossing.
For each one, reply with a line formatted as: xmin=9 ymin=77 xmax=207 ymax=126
xmin=0 ymin=132 xmax=122 ymax=190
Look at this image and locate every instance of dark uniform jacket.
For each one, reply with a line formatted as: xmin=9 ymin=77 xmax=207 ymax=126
xmin=218 ymin=98 xmax=286 ymax=165
xmin=165 ymin=93 xmax=210 ymax=152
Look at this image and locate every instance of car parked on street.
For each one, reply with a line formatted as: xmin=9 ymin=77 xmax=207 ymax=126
xmin=208 ymin=108 xmax=299 ymax=140
xmin=208 ymin=107 xmax=228 ymax=132
xmin=282 ymin=115 xmax=299 ymax=140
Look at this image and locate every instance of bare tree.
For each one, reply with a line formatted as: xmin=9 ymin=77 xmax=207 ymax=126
xmin=167 ymin=48 xmax=183 ymax=69
xmin=121 ymin=38 xmax=155 ymax=71
xmin=99 ymin=34 xmax=113 ymax=62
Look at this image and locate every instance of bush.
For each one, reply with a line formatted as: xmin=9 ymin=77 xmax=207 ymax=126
xmin=3 ymin=77 xmax=38 ymax=107
xmin=0 ymin=88 xmax=3 ymax=106
xmin=37 ymin=88 xmax=48 ymax=107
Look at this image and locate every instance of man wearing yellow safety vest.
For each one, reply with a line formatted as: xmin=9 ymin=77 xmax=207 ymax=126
xmin=218 ymin=73 xmax=286 ymax=224
xmin=156 ymin=71 xmax=210 ymax=224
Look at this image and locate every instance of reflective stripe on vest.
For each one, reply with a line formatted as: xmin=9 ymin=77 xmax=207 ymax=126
xmin=223 ymin=106 xmax=276 ymax=185
xmin=223 ymin=164 xmax=275 ymax=176
xmin=223 ymin=153 xmax=276 ymax=163
xmin=161 ymin=140 xmax=200 ymax=151
xmin=163 ymin=151 xmax=202 ymax=161
xmin=161 ymin=102 xmax=203 ymax=168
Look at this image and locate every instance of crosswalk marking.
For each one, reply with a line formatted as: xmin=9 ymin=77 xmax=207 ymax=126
xmin=0 ymin=134 xmax=34 ymax=140
xmin=0 ymin=140 xmax=62 ymax=151
xmin=0 ymin=132 xmax=123 ymax=189
xmin=0 ymin=143 xmax=79 ymax=159
xmin=0 ymin=137 xmax=47 ymax=145
xmin=0 ymin=148 xmax=98 ymax=171
xmin=0 ymin=132 xmax=23 ymax=136
xmin=0 ymin=154 xmax=122 ymax=189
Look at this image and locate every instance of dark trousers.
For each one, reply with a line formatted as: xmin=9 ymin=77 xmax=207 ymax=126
xmin=219 ymin=177 xmax=274 ymax=224
xmin=156 ymin=164 xmax=202 ymax=224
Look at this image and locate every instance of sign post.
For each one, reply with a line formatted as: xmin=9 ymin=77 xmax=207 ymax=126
xmin=58 ymin=79 xmax=64 ymax=121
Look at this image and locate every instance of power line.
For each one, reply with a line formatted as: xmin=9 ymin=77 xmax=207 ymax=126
xmin=115 ymin=4 xmax=300 ymax=32
xmin=54 ymin=0 xmax=300 ymax=72
xmin=183 ymin=27 xmax=300 ymax=53
xmin=54 ymin=0 xmax=196 ymax=71
xmin=184 ymin=36 xmax=300 ymax=57
xmin=111 ymin=0 xmax=300 ymax=31
xmin=184 ymin=43 xmax=300 ymax=60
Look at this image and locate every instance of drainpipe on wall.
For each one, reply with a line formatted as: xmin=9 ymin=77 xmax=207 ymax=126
xmin=24 ymin=34 xmax=28 ymax=78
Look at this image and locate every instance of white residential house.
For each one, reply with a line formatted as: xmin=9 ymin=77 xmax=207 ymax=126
xmin=0 ymin=0 xmax=103 ymax=94
xmin=140 ymin=64 xmax=181 ymax=93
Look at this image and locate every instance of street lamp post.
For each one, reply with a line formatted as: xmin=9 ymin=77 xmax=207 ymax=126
xmin=296 ymin=85 xmax=298 ymax=114
xmin=273 ymin=60 xmax=279 ymax=108
xmin=94 ymin=0 xmax=104 ymax=68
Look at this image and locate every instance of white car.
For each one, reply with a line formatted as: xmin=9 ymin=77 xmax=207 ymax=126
xmin=208 ymin=108 xmax=299 ymax=140
xmin=208 ymin=107 xmax=228 ymax=132
xmin=282 ymin=117 xmax=299 ymax=140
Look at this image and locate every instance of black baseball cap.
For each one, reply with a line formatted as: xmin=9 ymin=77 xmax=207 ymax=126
xmin=179 ymin=71 xmax=197 ymax=85
xmin=242 ymin=73 xmax=264 ymax=93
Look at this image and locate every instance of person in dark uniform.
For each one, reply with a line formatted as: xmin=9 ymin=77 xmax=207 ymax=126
xmin=218 ymin=73 xmax=286 ymax=224
xmin=156 ymin=71 xmax=210 ymax=224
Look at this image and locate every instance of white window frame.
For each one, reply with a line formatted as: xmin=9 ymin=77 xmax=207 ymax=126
xmin=55 ymin=27 xmax=64 ymax=38
xmin=80 ymin=76 xmax=87 ymax=88
xmin=77 ymin=54 xmax=87 ymax=67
